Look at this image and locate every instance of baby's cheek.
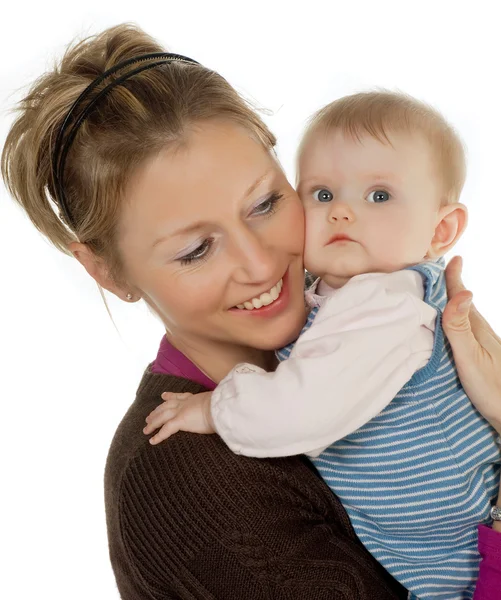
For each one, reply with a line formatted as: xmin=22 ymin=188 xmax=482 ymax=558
xmin=363 ymin=221 xmax=408 ymax=270
xmin=302 ymin=236 xmax=315 ymax=268
xmin=304 ymin=208 xmax=323 ymax=239
xmin=303 ymin=215 xmax=322 ymax=264
xmin=302 ymin=241 xmax=322 ymax=277
xmin=288 ymin=200 xmax=307 ymax=252
xmin=302 ymin=251 xmax=317 ymax=276
xmin=386 ymin=226 xmax=430 ymax=266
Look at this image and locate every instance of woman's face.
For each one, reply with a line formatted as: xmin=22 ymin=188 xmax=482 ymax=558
xmin=117 ymin=120 xmax=306 ymax=355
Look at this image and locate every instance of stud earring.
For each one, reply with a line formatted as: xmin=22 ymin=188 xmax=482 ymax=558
xmin=126 ymin=293 xmax=133 ymax=301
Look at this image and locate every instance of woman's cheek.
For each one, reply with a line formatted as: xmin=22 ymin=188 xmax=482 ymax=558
xmin=155 ymin=270 xmax=212 ymax=324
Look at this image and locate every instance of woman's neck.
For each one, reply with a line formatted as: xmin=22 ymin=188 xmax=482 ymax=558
xmin=165 ymin=333 xmax=276 ymax=385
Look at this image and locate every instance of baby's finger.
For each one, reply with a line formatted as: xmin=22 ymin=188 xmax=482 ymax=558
xmin=161 ymin=392 xmax=192 ymax=402
xmin=149 ymin=420 xmax=181 ymax=445
xmin=144 ymin=407 xmax=179 ymax=432
xmin=145 ymin=402 xmax=178 ymax=425
xmin=146 ymin=399 xmax=180 ymax=423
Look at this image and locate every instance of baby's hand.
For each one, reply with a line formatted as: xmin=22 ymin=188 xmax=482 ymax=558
xmin=143 ymin=391 xmax=215 ymax=445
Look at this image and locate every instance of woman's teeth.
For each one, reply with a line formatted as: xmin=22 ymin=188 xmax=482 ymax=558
xmin=236 ymin=279 xmax=283 ymax=310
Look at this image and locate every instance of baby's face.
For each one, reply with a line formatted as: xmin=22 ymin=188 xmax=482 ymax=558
xmin=297 ymin=129 xmax=443 ymax=288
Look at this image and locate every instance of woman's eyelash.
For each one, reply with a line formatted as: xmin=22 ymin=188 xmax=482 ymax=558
xmin=253 ymin=191 xmax=284 ymax=216
xmin=178 ymin=192 xmax=284 ymax=266
xmin=179 ymin=238 xmax=213 ymax=266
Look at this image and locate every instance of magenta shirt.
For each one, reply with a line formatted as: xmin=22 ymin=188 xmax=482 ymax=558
xmin=474 ymin=525 xmax=501 ymax=599
xmin=151 ymin=335 xmax=216 ymax=390
xmin=150 ymin=336 xmax=500 ymax=597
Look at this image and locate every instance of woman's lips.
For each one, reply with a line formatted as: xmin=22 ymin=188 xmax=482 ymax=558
xmin=229 ymin=269 xmax=291 ymax=318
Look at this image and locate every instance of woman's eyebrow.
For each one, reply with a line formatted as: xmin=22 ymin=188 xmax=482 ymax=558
xmin=244 ymin=168 xmax=274 ymax=200
xmin=151 ymin=222 xmax=205 ymax=249
xmin=151 ymin=169 xmax=276 ymax=250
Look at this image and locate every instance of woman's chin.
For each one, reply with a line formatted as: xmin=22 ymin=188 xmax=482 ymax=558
xmin=262 ymin=315 xmax=307 ymax=351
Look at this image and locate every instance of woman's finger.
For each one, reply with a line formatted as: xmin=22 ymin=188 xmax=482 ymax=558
xmin=149 ymin=420 xmax=181 ymax=445
xmin=446 ymin=288 xmax=500 ymax=349
xmin=442 ymin=290 xmax=477 ymax=364
xmin=443 ymin=290 xmax=473 ymax=331
xmin=445 ymin=256 xmax=489 ymax=336
xmin=444 ymin=256 xmax=466 ymax=299
xmin=469 ymin=301 xmax=500 ymax=342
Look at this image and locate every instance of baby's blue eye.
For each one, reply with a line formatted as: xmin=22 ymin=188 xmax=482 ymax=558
xmin=313 ymin=189 xmax=333 ymax=203
xmin=367 ymin=190 xmax=390 ymax=203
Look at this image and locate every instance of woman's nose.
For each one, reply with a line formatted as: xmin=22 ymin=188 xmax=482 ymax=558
xmin=328 ymin=201 xmax=355 ymax=224
xmin=231 ymin=230 xmax=277 ymax=284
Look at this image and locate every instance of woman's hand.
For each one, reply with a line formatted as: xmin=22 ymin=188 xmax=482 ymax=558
xmin=443 ymin=256 xmax=501 ymax=435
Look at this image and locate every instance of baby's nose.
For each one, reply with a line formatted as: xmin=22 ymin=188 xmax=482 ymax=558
xmin=328 ymin=202 xmax=355 ymax=223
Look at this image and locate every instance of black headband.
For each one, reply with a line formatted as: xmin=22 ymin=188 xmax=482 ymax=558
xmin=52 ymin=52 xmax=200 ymax=229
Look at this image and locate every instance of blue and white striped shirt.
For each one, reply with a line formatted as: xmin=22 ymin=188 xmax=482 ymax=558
xmin=278 ymin=260 xmax=500 ymax=599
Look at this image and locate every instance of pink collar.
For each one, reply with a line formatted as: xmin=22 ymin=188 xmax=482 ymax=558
xmin=151 ymin=335 xmax=216 ymax=391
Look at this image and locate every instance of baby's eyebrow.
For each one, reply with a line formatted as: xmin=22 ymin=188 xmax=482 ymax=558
xmin=297 ymin=173 xmax=402 ymax=185
xmin=295 ymin=177 xmax=322 ymax=189
xmin=365 ymin=173 xmax=401 ymax=185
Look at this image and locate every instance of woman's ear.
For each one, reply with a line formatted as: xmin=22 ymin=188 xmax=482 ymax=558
xmin=68 ymin=242 xmax=134 ymax=302
xmin=427 ymin=203 xmax=468 ymax=258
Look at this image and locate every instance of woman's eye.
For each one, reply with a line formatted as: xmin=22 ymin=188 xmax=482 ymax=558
xmin=313 ymin=189 xmax=333 ymax=203
xmin=367 ymin=190 xmax=390 ymax=203
xmin=253 ymin=192 xmax=284 ymax=216
xmin=179 ymin=238 xmax=213 ymax=266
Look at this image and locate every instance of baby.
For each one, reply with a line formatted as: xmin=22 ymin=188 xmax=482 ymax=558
xmin=144 ymin=91 xmax=501 ymax=599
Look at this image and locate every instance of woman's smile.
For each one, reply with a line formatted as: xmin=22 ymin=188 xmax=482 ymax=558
xmin=229 ymin=267 xmax=293 ymax=318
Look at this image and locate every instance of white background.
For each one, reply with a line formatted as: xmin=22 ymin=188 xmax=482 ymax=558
xmin=1 ymin=1 xmax=500 ymax=598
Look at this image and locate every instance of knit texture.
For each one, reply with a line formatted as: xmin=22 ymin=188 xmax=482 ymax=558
xmin=104 ymin=367 xmax=408 ymax=599
xmin=278 ymin=261 xmax=501 ymax=599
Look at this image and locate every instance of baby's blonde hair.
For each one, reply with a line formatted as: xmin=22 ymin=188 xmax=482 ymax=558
xmin=299 ymin=91 xmax=466 ymax=205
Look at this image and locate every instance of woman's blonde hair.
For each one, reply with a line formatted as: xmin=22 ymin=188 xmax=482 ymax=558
xmin=2 ymin=23 xmax=276 ymax=285
xmin=300 ymin=91 xmax=466 ymax=205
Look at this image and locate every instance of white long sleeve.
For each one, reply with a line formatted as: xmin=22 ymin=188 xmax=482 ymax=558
xmin=211 ymin=270 xmax=437 ymax=458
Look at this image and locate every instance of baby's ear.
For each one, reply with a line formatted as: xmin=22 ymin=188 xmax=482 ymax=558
xmin=426 ymin=203 xmax=468 ymax=258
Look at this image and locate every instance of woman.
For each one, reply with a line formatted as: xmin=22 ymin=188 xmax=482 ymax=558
xmin=2 ymin=24 xmax=500 ymax=599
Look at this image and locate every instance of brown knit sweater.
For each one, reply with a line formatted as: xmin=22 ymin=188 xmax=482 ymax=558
xmin=104 ymin=367 xmax=407 ymax=599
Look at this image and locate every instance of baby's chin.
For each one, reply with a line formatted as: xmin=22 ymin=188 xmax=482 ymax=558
xmin=306 ymin=256 xmax=402 ymax=289
xmin=320 ymin=270 xmax=361 ymax=289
